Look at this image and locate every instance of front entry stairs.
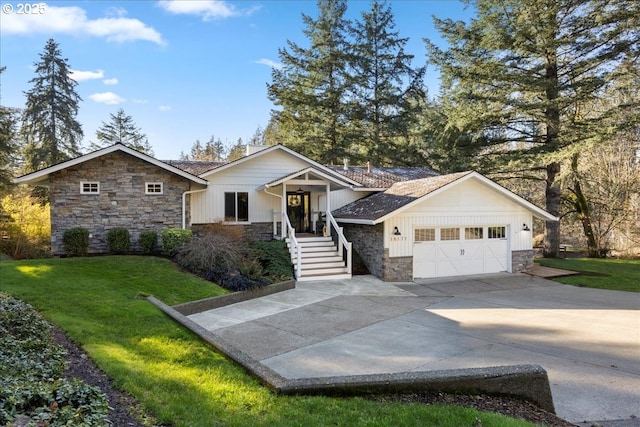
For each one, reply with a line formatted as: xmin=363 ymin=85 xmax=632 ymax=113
xmin=286 ymin=235 xmax=351 ymax=281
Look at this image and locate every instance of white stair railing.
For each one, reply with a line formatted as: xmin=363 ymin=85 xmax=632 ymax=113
xmin=324 ymin=211 xmax=352 ymax=275
xmin=283 ymin=213 xmax=302 ymax=279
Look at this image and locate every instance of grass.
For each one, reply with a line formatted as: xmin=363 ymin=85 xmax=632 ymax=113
xmin=0 ymin=255 xmax=541 ymax=427
xmin=535 ymin=257 xmax=640 ymax=292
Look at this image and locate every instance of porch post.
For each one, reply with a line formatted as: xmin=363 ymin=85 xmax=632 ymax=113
xmin=325 ymin=183 xmax=331 ymax=236
xmin=281 ymin=183 xmax=287 ymax=239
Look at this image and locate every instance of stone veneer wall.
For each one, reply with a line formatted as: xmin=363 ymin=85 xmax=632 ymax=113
xmin=49 ymin=151 xmax=194 ymax=254
xmin=382 ymin=250 xmax=413 ymax=282
xmin=192 ymin=222 xmax=275 ymax=242
xmin=341 ymin=223 xmax=384 ymax=280
xmin=511 ymin=249 xmax=534 ymax=272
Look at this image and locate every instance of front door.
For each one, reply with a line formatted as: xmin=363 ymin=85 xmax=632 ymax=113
xmin=287 ymin=192 xmax=311 ymax=233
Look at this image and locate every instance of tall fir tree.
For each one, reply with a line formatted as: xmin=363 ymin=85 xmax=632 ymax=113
xmin=426 ymin=0 xmax=639 ymax=256
xmin=21 ymin=39 xmax=83 ymax=172
xmin=348 ymin=0 xmax=426 ymax=166
xmin=268 ymin=0 xmax=352 ymax=164
xmin=89 ymin=109 xmax=153 ymax=156
xmin=0 ymin=67 xmax=19 ymax=197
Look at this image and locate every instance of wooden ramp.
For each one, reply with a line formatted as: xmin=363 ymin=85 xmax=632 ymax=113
xmin=525 ymin=263 xmax=580 ymax=278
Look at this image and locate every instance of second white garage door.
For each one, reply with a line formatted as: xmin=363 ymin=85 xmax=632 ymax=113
xmin=413 ymin=226 xmax=508 ymax=278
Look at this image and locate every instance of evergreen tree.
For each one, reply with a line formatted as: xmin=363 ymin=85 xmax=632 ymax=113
xmin=268 ymin=0 xmax=352 ymax=164
xmin=348 ymin=0 xmax=426 ymax=166
xmin=0 ymin=67 xmax=19 ymax=197
xmin=426 ymin=0 xmax=639 ymax=256
xmin=227 ymin=138 xmax=245 ymax=162
xmin=248 ymin=126 xmax=265 ymax=146
xmin=21 ymin=39 xmax=83 ymax=172
xmin=90 ymin=109 xmax=153 ymax=155
xmin=205 ymin=135 xmax=226 ymax=161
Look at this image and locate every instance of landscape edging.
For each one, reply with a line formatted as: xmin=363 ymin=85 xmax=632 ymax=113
xmin=147 ymin=295 xmax=556 ymax=414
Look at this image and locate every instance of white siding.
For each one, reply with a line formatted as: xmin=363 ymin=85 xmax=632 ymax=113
xmin=386 ymin=178 xmax=534 ymax=257
xmin=330 ymin=189 xmax=372 ymax=211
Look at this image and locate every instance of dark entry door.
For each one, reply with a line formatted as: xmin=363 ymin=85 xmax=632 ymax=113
xmin=286 ymin=192 xmax=311 ymax=233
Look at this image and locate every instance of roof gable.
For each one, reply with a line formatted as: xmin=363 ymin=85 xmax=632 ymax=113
xmin=333 ymin=171 xmax=557 ymax=224
xmin=200 ymin=144 xmax=362 ymax=186
xmin=13 ymin=144 xmax=208 ymax=186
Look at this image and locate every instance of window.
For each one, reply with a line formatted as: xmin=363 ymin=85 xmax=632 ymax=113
xmin=440 ymin=227 xmax=460 ymax=241
xmin=146 ymin=182 xmax=163 ymax=194
xmin=488 ymin=226 xmax=507 ymax=239
xmin=415 ymin=228 xmax=435 ymax=242
xmin=80 ymin=181 xmax=99 ymax=194
xmin=465 ymin=227 xmax=483 ymax=240
xmin=224 ymin=192 xmax=249 ymax=222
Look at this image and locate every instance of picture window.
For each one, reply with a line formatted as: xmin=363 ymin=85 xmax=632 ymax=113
xmin=224 ymin=192 xmax=249 ymax=222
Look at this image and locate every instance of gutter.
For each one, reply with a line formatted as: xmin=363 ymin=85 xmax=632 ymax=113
xmin=182 ymin=188 xmax=208 ymax=229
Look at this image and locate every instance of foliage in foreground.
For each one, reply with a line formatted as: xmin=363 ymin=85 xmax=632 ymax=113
xmin=0 ymin=257 xmax=537 ymax=427
xmin=0 ymin=292 xmax=110 ymax=426
xmin=536 ymin=257 xmax=640 ymax=292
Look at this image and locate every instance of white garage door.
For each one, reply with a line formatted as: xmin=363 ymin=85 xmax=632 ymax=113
xmin=413 ymin=226 xmax=508 ymax=278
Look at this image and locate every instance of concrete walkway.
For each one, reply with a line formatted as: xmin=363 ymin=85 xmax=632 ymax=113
xmin=187 ymin=273 xmax=640 ymax=426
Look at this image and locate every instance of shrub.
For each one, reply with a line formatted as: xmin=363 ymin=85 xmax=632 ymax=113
xmin=161 ymin=228 xmax=193 ymax=257
xmin=106 ymin=227 xmax=131 ymax=254
xmin=62 ymin=227 xmax=89 ymax=257
xmin=0 ymin=189 xmax=51 ymax=259
xmin=138 ymin=230 xmax=158 ymax=255
xmin=252 ymin=240 xmax=294 ymax=283
xmin=0 ymin=293 xmax=110 ymax=426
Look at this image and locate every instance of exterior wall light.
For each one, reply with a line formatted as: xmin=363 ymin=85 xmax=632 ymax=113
xmin=522 ymin=223 xmax=531 ymax=231
xmin=393 ymin=226 xmax=401 ymax=236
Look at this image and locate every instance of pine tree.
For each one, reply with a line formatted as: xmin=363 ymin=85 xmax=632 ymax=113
xmin=90 ymin=109 xmax=153 ymax=155
xmin=21 ymin=39 xmax=83 ymax=172
xmin=348 ymin=0 xmax=426 ymax=166
xmin=426 ymin=0 xmax=639 ymax=256
xmin=268 ymin=0 xmax=352 ymax=164
xmin=227 ymin=138 xmax=245 ymax=162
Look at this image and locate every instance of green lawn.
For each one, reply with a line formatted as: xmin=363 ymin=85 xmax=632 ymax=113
xmin=0 ymin=256 xmax=540 ymax=427
xmin=535 ymin=257 xmax=640 ymax=292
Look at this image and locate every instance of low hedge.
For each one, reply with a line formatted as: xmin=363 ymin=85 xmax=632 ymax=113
xmin=62 ymin=227 xmax=89 ymax=257
xmin=0 ymin=292 xmax=110 ymax=426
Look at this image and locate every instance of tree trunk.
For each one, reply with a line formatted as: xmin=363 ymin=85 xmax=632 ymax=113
xmin=570 ymin=154 xmax=599 ymax=257
xmin=543 ymin=162 xmax=561 ymax=257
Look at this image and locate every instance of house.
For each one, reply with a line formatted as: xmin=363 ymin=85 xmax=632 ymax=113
xmin=14 ymin=143 xmax=557 ymax=282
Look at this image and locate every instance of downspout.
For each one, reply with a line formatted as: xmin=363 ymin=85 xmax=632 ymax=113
xmin=182 ymin=188 xmax=208 ymax=229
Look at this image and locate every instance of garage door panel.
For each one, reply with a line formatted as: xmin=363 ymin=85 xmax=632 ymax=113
xmin=413 ymin=226 xmax=508 ymax=279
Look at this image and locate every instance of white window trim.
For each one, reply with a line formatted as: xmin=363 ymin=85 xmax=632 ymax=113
xmin=223 ymin=191 xmax=250 ymax=223
xmin=145 ymin=182 xmax=164 ymax=195
xmin=80 ymin=181 xmax=100 ymax=194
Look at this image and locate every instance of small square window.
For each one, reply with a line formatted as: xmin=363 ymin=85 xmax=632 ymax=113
xmin=224 ymin=192 xmax=249 ymax=222
xmin=415 ymin=228 xmax=435 ymax=242
xmin=80 ymin=181 xmax=99 ymax=194
xmin=465 ymin=227 xmax=483 ymax=240
xmin=488 ymin=226 xmax=506 ymax=239
xmin=440 ymin=227 xmax=460 ymax=241
xmin=146 ymin=182 xmax=163 ymax=194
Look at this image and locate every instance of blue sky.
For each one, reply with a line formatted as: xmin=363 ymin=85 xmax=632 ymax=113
xmin=1 ymin=1 xmax=472 ymax=160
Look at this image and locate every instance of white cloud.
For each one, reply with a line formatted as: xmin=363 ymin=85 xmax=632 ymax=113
xmin=89 ymin=92 xmax=125 ymax=105
xmin=255 ymin=58 xmax=282 ymax=70
xmin=132 ymin=98 xmax=149 ymax=104
xmin=69 ymin=69 xmax=104 ymax=82
xmin=103 ymin=78 xmax=119 ymax=85
xmin=1 ymin=4 xmax=165 ymax=45
xmin=157 ymin=0 xmax=260 ymax=21
xmin=158 ymin=105 xmax=172 ymax=111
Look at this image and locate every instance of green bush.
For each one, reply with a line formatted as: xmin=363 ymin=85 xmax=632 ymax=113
xmin=106 ymin=227 xmax=131 ymax=254
xmin=161 ymin=228 xmax=193 ymax=256
xmin=138 ymin=230 xmax=158 ymax=255
xmin=62 ymin=227 xmax=89 ymax=257
xmin=0 ymin=293 xmax=110 ymax=426
xmin=252 ymin=240 xmax=294 ymax=283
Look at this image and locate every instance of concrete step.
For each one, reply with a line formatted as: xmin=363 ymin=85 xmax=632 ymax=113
xmin=300 ymin=260 xmax=346 ymax=269
xmin=296 ymin=272 xmax=352 ymax=282
xmin=299 ymin=266 xmax=349 ymax=276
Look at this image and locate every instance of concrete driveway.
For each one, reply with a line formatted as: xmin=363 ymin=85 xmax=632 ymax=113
xmin=187 ymin=273 xmax=640 ymax=425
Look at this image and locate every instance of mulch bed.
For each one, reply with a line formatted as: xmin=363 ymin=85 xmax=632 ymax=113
xmin=54 ymin=327 xmax=575 ymax=427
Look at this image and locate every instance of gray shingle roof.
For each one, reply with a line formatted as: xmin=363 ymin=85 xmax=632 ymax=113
xmin=327 ymin=166 xmax=438 ymax=188
xmin=164 ymin=160 xmax=227 ymax=176
xmin=332 ymin=171 xmax=472 ymax=222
